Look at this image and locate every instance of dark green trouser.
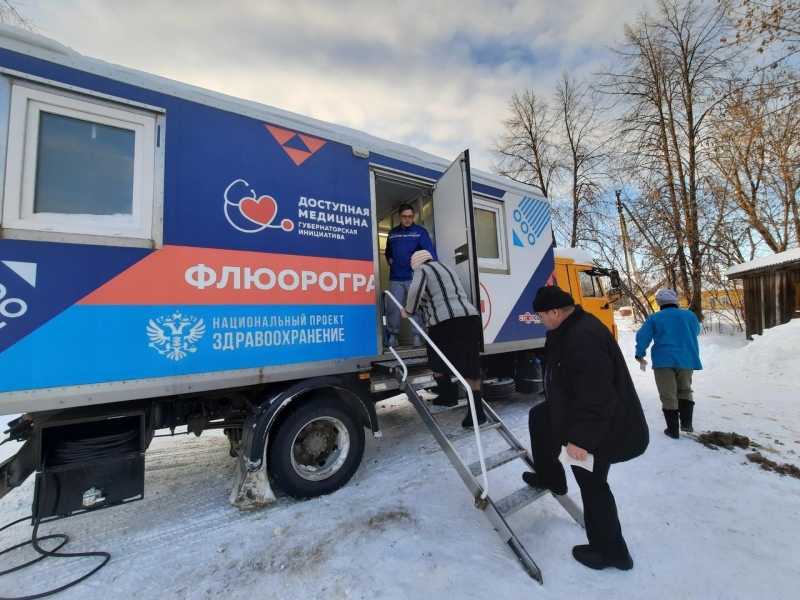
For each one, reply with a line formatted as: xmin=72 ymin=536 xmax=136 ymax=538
xmin=653 ymin=368 xmax=693 ymax=411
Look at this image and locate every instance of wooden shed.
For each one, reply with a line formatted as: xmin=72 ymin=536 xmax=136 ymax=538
xmin=726 ymin=248 xmax=800 ymax=338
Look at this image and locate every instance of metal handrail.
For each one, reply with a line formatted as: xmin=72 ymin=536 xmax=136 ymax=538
xmin=387 ymin=346 xmax=408 ymax=383
xmin=384 ymin=290 xmax=489 ymax=499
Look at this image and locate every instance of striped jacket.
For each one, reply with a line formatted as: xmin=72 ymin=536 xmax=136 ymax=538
xmin=404 ymin=261 xmax=479 ymax=327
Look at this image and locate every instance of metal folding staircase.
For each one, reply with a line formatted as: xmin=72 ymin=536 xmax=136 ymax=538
xmin=384 ymin=291 xmax=584 ymax=584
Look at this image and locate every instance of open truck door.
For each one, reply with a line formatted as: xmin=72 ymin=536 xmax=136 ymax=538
xmin=433 ymin=150 xmax=483 ymax=349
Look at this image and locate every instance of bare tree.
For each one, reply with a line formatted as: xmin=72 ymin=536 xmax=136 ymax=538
xmin=764 ymin=91 xmax=800 ymax=244
xmin=556 ymin=73 xmax=608 ymax=248
xmin=730 ymin=0 xmax=800 ymax=63
xmin=710 ymin=80 xmax=791 ymax=251
xmin=0 ymin=1 xmax=32 ymax=29
xmin=600 ymin=0 xmax=735 ymax=319
xmin=494 ymin=90 xmax=559 ymax=199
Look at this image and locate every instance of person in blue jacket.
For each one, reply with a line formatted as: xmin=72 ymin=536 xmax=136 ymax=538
xmin=384 ymin=203 xmax=436 ymax=347
xmin=635 ymin=288 xmax=702 ymax=439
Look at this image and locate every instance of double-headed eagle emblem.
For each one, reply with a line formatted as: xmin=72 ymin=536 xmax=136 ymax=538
xmin=147 ymin=311 xmax=206 ymax=361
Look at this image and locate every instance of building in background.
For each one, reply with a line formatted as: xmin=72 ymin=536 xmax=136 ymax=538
xmin=727 ymin=248 xmax=800 ymax=339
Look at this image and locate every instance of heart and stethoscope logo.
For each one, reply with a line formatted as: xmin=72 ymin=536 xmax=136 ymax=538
xmin=223 ymin=178 xmax=294 ymax=234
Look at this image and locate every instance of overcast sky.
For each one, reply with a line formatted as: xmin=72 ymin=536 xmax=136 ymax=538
xmin=19 ymin=0 xmax=658 ymax=172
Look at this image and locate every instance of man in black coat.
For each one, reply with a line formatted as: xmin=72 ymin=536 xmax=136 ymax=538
xmin=522 ymin=285 xmax=648 ymax=571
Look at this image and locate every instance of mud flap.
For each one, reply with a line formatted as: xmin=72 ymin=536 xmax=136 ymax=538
xmin=229 ymin=454 xmax=276 ymax=510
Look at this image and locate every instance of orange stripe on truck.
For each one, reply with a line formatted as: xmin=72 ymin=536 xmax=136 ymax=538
xmin=80 ymin=245 xmax=376 ymax=306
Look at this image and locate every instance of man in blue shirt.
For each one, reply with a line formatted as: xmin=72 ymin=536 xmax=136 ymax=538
xmin=635 ymin=288 xmax=702 ymax=439
xmin=384 ymin=203 xmax=436 ymax=347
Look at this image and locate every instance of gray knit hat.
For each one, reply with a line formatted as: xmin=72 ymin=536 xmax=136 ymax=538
xmin=655 ymin=288 xmax=679 ymax=306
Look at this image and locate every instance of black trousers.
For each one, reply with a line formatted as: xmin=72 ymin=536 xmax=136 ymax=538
xmin=528 ymin=402 xmax=629 ymax=559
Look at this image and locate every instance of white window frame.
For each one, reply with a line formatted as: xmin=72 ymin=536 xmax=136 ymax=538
xmin=473 ymin=196 xmax=509 ymax=273
xmin=1 ymin=81 xmax=158 ymax=242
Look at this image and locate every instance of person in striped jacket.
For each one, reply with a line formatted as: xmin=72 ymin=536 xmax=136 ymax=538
xmin=402 ymin=250 xmax=485 ymax=428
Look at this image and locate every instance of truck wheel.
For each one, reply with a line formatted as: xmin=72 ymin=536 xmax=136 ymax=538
xmin=514 ymin=378 xmax=541 ymax=395
xmin=482 ymin=377 xmax=515 ymax=401
xmin=268 ymin=397 xmax=365 ymax=499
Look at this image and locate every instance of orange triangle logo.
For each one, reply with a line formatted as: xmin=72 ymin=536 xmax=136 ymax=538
xmin=265 ymin=123 xmax=327 ymax=166
xmin=284 ymin=147 xmax=312 ymax=166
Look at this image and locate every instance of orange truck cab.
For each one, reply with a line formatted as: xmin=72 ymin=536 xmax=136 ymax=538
xmin=552 ymin=247 xmax=621 ymax=339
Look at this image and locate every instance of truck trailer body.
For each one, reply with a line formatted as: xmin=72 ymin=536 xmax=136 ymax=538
xmin=0 ymin=25 xmax=615 ymax=512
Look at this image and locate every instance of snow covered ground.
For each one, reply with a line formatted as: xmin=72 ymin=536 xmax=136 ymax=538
xmin=1 ymin=320 xmax=799 ymax=599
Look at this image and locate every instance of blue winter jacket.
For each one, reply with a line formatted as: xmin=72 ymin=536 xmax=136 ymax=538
xmin=385 ymin=224 xmax=436 ymax=281
xmin=635 ymin=306 xmax=702 ymax=370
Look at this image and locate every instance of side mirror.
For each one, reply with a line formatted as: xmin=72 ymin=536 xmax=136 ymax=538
xmin=609 ymin=269 xmax=622 ymax=289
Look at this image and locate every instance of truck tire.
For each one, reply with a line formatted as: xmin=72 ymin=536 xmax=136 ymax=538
xmin=515 ymin=378 xmax=542 ymax=395
xmin=268 ymin=397 xmax=365 ymax=499
xmin=515 ymin=352 xmax=543 ymax=395
xmin=482 ymin=377 xmax=515 ymax=401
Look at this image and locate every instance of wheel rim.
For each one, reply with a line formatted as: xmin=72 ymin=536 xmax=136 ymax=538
xmin=290 ymin=416 xmax=350 ymax=481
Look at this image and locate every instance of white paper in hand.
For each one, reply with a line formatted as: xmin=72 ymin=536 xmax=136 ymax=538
xmin=559 ymin=446 xmax=594 ymax=472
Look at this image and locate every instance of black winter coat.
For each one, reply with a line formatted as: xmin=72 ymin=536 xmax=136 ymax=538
xmin=543 ymin=306 xmax=649 ymax=463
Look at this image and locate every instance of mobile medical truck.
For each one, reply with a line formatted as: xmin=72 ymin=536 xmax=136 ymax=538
xmin=0 ymin=25 xmax=619 ymax=519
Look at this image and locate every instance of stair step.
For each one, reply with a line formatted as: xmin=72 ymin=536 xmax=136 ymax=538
xmin=388 ymin=344 xmax=584 ymax=585
xmin=495 ymin=485 xmax=549 ymax=517
xmin=373 ymin=356 xmax=430 ymax=373
xmin=469 ymin=448 xmax=527 ymax=476
xmin=446 ymin=421 xmax=502 ymax=442
xmin=427 ymin=399 xmax=468 ymax=415
xmin=371 ymin=369 xmax=435 ymax=393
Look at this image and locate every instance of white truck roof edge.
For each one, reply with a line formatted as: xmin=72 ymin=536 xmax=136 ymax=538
xmin=0 ymin=25 xmax=543 ymax=200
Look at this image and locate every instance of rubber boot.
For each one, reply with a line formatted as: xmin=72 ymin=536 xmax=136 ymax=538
xmin=461 ymin=390 xmax=487 ymax=428
xmin=432 ymin=375 xmax=458 ymax=407
xmin=679 ymin=399 xmax=695 ymax=432
xmin=663 ymin=409 xmax=680 ymax=439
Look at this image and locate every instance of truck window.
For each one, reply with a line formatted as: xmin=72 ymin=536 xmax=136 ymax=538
xmin=474 ymin=207 xmax=499 ymax=259
xmin=2 ymin=81 xmax=161 ymax=246
xmin=473 ymin=197 xmax=508 ymax=272
xmin=579 ymin=270 xmax=600 ymax=298
xmin=594 ymin=275 xmax=604 ymax=296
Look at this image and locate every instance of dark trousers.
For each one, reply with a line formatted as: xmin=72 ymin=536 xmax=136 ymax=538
xmin=528 ymin=402 xmax=629 ymax=559
xmin=571 ymin=459 xmax=629 ymax=559
xmin=528 ymin=401 xmax=567 ymax=493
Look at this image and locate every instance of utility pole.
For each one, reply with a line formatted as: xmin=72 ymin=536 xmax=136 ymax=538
xmin=615 ymin=189 xmax=638 ymax=319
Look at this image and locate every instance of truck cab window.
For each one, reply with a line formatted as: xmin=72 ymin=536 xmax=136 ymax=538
xmin=579 ymin=270 xmax=599 ymax=298
xmin=594 ymin=275 xmax=605 ymax=296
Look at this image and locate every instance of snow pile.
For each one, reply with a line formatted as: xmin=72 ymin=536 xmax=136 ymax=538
xmin=695 ymin=329 xmax=748 ymax=371
xmin=1 ymin=322 xmax=798 ymax=599
xmin=718 ymin=319 xmax=800 ymax=384
xmin=614 ymin=313 xmax=638 ymax=332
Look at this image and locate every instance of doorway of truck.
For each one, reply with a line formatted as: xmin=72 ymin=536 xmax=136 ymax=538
xmin=371 ymin=150 xmax=482 ymax=355
xmin=373 ymin=169 xmax=435 ymax=350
